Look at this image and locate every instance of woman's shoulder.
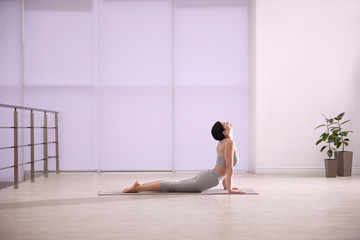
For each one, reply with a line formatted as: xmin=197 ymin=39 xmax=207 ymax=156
xmin=221 ymin=138 xmax=234 ymax=146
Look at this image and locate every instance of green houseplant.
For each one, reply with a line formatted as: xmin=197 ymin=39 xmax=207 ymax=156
xmin=315 ymin=112 xmax=353 ymax=177
xmin=315 ymin=114 xmax=339 ymax=177
xmin=331 ymin=112 xmax=353 ymax=176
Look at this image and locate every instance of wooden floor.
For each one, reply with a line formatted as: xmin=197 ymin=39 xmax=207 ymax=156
xmin=0 ymin=172 xmax=360 ymax=240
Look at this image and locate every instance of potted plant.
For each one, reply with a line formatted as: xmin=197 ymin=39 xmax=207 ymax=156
xmin=331 ymin=112 xmax=353 ymax=176
xmin=315 ymin=114 xmax=340 ymax=177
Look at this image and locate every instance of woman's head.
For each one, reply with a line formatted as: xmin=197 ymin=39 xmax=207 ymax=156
xmin=211 ymin=121 xmax=234 ymax=141
xmin=211 ymin=121 xmax=224 ymax=140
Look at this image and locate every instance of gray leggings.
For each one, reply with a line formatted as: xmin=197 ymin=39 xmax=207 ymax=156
xmin=160 ymin=169 xmax=222 ymax=192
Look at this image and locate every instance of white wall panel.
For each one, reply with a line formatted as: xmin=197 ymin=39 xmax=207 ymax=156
xmin=174 ymin=0 xmax=249 ymax=170
xmin=98 ymin=0 xmax=173 ymax=170
xmin=0 ymin=0 xmax=23 ymax=181
xmin=24 ymin=87 xmax=96 ymax=170
xmin=24 ymin=0 xmax=94 ymax=86
xmin=174 ymin=86 xmax=249 ymax=170
xmin=2 ymin=0 xmax=249 ymax=173
xmin=99 ymin=0 xmax=172 ymax=86
xmin=174 ymin=0 xmax=248 ymax=86
xmin=98 ymin=87 xmax=172 ymax=170
xmin=254 ymin=0 xmax=360 ymax=173
xmin=22 ymin=0 xmax=96 ymax=172
xmin=0 ymin=0 xmax=22 ymax=87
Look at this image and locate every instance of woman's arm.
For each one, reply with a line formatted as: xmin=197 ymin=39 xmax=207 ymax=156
xmin=222 ymin=177 xmax=227 ymax=190
xmin=224 ymin=140 xmax=244 ymax=194
xmin=224 ymin=140 xmax=234 ymax=192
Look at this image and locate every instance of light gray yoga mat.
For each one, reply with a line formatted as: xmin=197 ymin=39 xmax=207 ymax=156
xmin=98 ymin=188 xmax=258 ymax=196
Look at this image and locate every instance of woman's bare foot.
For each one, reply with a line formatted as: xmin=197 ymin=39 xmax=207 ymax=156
xmin=122 ymin=181 xmax=142 ymax=193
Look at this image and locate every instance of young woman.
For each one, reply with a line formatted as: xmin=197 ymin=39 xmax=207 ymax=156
xmin=122 ymin=121 xmax=244 ymax=194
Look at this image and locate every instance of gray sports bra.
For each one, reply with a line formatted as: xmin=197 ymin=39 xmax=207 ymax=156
xmin=216 ymin=140 xmax=239 ymax=168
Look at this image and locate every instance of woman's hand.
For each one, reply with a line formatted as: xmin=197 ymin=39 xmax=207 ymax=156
xmin=228 ymin=187 xmax=245 ymax=194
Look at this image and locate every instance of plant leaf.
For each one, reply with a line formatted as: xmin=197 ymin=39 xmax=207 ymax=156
xmin=337 ymin=112 xmax=345 ymax=119
xmin=339 ymin=132 xmax=348 ymax=137
xmin=341 ymin=120 xmax=350 ymax=125
xmin=332 ymin=130 xmax=340 ymax=134
xmin=320 ymin=146 xmax=327 ymax=152
xmin=344 ymin=138 xmax=349 ymax=141
xmin=316 ymin=139 xmax=323 ymax=145
xmin=328 ymin=134 xmax=340 ymax=142
xmin=329 ymin=119 xmax=334 ymax=124
xmin=336 ymin=142 xmax=341 ymax=149
xmin=322 ymin=133 xmax=329 ymax=141
xmin=344 ymin=142 xmax=349 ymax=146
xmin=327 ymin=150 xmax=333 ymax=158
xmin=314 ymin=124 xmax=326 ymax=130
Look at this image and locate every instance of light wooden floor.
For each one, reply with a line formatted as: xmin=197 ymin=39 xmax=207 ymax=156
xmin=0 ymin=172 xmax=360 ymax=240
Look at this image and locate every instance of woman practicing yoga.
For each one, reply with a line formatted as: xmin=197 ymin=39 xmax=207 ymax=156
xmin=122 ymin=121 xmax=245 ymax=194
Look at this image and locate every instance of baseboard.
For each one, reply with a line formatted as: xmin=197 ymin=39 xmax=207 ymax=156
xmin=255 ymin=167 xmax=360 ymax=175
xmin=0 ymin=182 xmax=14 ymax=190
xmin=23 ymin=168 xmax=360 ymax=176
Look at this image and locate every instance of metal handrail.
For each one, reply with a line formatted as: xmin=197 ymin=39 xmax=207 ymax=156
xmin=0 ymin=142 xmax=58 ymax=150
xmin=0 ymin=103 xmax=59 ymax=114
xmin=0 ymin=103 xmax=60 ymax=189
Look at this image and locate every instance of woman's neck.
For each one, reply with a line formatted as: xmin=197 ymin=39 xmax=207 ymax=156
xmin=224 ymin=134 xmax=233 ymax=140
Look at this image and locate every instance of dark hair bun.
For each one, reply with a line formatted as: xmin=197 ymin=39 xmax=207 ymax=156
xmin=211 ymin=121 xmax=225 ymax=141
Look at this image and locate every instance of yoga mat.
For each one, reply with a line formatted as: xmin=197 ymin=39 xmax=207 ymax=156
xmin=98 ymin=188 xmax=258 ymax=196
